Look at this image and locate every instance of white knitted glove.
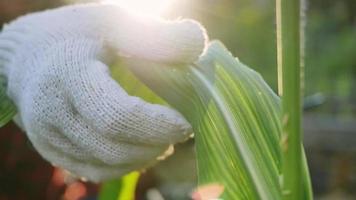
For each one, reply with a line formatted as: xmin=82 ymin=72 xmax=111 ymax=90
xmin=0 ymin=3 xmax=206 ymax=182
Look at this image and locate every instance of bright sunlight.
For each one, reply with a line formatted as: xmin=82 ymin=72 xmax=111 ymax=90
xmin=107 ymin=0 xmax=174 ymax=17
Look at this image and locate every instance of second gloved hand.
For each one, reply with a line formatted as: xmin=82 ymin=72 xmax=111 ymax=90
xmin=0 ymin=3 xmax=207 ymax=182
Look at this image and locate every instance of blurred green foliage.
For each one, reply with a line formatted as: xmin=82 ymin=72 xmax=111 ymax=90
xmin=0 ymin=0 xmax=62 ymax=27
xmin=305 ymin=0 xmax=356 ymax=115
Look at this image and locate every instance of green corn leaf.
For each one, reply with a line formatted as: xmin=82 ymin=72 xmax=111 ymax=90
xmin=121 ymin=41 xmax=311 ymax=199
xmin=0 ymin=77 xmax=16 ymax=127
xmin=99 ymin=179 xmax=122 ymax=200
xmin=99 ymin=171 xmax=140 ymax=200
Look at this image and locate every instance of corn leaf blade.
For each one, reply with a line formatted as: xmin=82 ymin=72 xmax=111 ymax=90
xmin=114 ymin=41 xmax=311 ymax=199
xmin=99 ymin=172 xmax=140 ymax=200
xmin=0 ymin=77 xmax=16 ymax=127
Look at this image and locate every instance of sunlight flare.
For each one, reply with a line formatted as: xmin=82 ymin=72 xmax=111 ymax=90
xmin=107 ymin=0 xmax=174 ymax=17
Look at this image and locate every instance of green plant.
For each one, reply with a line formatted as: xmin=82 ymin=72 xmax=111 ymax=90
xmin=0 ymin=77 xmax=16 ymax=127
xmin=120 ymin=38 xmax=311 ymax=199
xmin=99 ymin=172 xmax=139 ymax=200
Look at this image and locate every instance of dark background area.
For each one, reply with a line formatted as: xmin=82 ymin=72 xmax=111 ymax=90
xmin=0 ymin=0 xmax=355 ymax=199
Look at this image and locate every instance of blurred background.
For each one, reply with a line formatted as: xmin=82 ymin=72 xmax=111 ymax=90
xmin=0 ymin=0 xmax=355 ymax=199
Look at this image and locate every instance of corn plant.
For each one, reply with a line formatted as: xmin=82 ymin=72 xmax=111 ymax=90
xmin=110 ymin=40 xmax=311 ymax=199
xmin=0 ymin=77 xmax=16 ymax=127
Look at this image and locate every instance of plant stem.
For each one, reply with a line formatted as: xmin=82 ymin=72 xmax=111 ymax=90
xmin=276 ymin=0 xmax=303 ymax=199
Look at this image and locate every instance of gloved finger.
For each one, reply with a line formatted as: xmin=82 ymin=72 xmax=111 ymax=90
xmin=20 ymin=77 xmax=169 ymax=166
xmin=32 ymin=124 xmax=94 ymax=160
xmin=106 ymin=16 xmax=207 ymax=64
xmin=53 ymin=4 xmax=207 ymax=63
xmin=66 ymin=60 xmax=192 ymax=146
xmin=27 ymin=132 xmax=149 ymax=182
xmin=52 ymin=104 xmax=169 ymax=165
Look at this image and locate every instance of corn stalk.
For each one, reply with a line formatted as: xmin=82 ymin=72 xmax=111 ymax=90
xmin=276 ymin=0 xmax=312 ymax=199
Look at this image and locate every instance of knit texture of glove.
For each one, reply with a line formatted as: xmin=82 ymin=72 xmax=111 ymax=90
xmin=0 ymin=3 xmax=207 ymax=182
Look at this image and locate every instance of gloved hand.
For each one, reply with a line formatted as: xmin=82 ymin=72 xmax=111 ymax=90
xmin=0 ymin=3 xmax=206 ymax=182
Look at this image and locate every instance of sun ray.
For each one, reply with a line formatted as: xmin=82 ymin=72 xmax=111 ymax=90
xmin=105 ymin=0 xmax=174 ymax=17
